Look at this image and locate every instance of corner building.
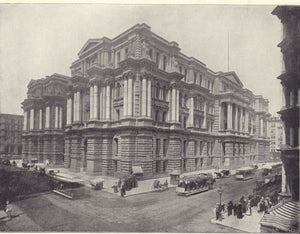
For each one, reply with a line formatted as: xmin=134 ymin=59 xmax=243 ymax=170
xmin=272 ymin=6 xmax=299 ymax=201
xmin=64 ymin=24 xmax=270 ymax=178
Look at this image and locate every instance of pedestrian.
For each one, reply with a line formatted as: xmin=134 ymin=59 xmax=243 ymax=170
xmin=237 ymin=202 xmax=243 ymax=219
xmin=120 ymin=181 xmax=126 ymax=197
xmin=5 ymin=200 xmax=12 ymax=220
xmin=233 ymin=203 xmax=237 ymax=216
xmin=227 ymin=201 xmax=232 ymax=216
xmin=215 ymin=205 xmax=220 ymax=220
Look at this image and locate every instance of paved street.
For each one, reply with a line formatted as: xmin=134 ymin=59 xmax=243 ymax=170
xmin=0 ymin=175 xmax=260 ymax=232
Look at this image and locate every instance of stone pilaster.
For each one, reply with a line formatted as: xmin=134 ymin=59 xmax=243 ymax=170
xmin=64 ymin=137 xmax=71 ymax=168
xmin=70 ymin=137 xmax=81 ymax=172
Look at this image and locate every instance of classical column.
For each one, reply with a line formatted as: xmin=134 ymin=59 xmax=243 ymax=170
xmin=94 ymin=85 xmax=98 ymax=119
xmin=123 ymin=79 xmax=128 ymax=117
xmin=77 ymin=91 xmax=81 ymax=122
xmin=202 ymin=101 xmax=207 ymax=129
xmin=90 ymin=85 xmax=94 ymax=120
xmin=219 ymin=103 xmax=222 ymax=130
xmin=23 ymin=110 xmax=27 ymax=131
xmin=260 ymin=118 xmax=264 ymax=137
xmin=171 ymin=87 xmax=176 ymax=122
xmin=226 ymin=103 xmax=232 ymax=130
xmin=39 ymin=109 xmax=42 ymax=129
xmin=176 ymin=89 xmax=179 ymax=122
xmin=73 ymin=92 xmax=77 ymax=122
xmin=147 ymin=78 xmax=152 ymax=118
xmin=67 ymin=98 xmax=71 ymax=125
xmin=167 ymin=89 xmax=171 ymax=121
xmin=240 ymin=107 xmax=245 ymax=132
xmin=188 ymin=96 xmax=194 ymax=127
xmin=55 ymin=106 xmax=58 ymax=128
xmin=98 ymin=85 xmax=102 ymax=120
xmin=245 ymin=110 xmax=249 ymax=133
xmin=128 ymin=77 xmax=133 ymax=117
xmin=141 ymin=76 xmax=147 ymax=116
xmin=30 ymin=109 xmax=34 ymax=130
xmin=106 ymin=84 xmax=111 ymax=120
xmin=235 ymin=105 xmax=238 ymax=131
xmin=45 ymin=106 xmax=50 ymax=129
xmin=59 ymin=107 xmax=62 ymax=128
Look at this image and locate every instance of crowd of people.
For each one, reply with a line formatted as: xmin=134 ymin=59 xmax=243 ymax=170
xmin=216 ymin=191 xmax=280 ymax=221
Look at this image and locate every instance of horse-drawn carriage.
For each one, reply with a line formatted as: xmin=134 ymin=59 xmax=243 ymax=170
xmin=176 ymin=173 xmax=215 ymax=196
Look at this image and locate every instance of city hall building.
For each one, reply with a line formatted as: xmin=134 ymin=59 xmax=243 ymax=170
xmin=22 ymin=24 xmax=271 ymax=178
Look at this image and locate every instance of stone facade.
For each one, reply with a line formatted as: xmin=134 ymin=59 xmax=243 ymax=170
xmin=62 ymin=23 xmax=271 ymax=178
xmin=21 ymin=74 xmax=70 ymax=164
xmin=272 ymin=6 xmax=300 ymax=201
xmin=0 ymin=114 xmax=23 ymax=159
xmin=267 ymin=116 xmax=284 ymax=152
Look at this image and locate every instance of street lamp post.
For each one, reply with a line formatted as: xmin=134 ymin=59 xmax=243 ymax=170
xmin=217 ymin=187 xmax=223 ymax=208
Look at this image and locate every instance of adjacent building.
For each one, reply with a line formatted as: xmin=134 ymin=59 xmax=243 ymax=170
xmin=61 ymin=23 xmax=271 ymax=178
xmin=0 ymin=114 xmax=23 ymax=159
xmin=260 ymin=6 xmax=300 ymax=234
xmin=272 ymin=6 xmax=299 ymax=202
xmin=267 ymin=116 xmax=284 ymax=152
xmin=21 ymin=74 xmax=70 ymax=164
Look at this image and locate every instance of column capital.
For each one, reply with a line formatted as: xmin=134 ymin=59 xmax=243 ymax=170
xmin=122 ymin=71 xmax=135 ymax=80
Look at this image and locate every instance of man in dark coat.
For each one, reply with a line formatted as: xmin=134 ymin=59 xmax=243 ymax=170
xmin=227 ymin=201 xmax=233 ymax=216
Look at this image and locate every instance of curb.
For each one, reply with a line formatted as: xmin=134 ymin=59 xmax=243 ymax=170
xmin=210 ymin=218 xmax=247 ymax=233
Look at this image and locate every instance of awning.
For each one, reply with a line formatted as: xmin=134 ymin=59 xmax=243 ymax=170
xmin=132 ymin=166 xmax=143 ymax=174
xmin=260 ymin=201 xmax=299 ymax=232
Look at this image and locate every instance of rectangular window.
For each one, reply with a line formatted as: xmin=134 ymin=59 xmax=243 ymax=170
xmin=199 ymin=75 xmax=202 ymax=86
xmin=194 ymin=141 xmax=198 ymax=155
xmin=163 ymin=56 xmax=167 ymax=71
xmin=156 ymin=139 xmax=160 ymax=156
xmin=163 ymin=139 xmax=168 ymax=156
xmin=156 ymin=52 xmax=160 ymax=66
xmin=125 ymin=48 xmax=129 ymax=58
xmin=179 ymin=66 xmax=182 ymax=73
xmin=199 ymin=141 xmax=203 ymax=155
xmin=194 ymin=72 xmax=197 ymax=83
xmin=183 ymin=140 xmax=187 ymax=157
xmin=184 ymin=69 xmax=187 ymax=82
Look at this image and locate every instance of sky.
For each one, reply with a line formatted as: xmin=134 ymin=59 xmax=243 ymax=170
xmin=0 ymin=3 xmax=283 ymax=116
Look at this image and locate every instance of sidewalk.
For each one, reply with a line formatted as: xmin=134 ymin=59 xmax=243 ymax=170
xmin=52 ymin=167 xmax=227 ymax=197
xmin=211 ymin=207 xmax=264 ymax=232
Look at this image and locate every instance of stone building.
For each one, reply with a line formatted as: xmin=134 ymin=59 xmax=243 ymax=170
xmin=63 ymin=23 xmax=270 ymax=178
xmin=0 ymin=114 xmax=23 ymax=159
xmin=272 ymin=6 xmax=299 ymax=201
xmin=21 ymin=74 xmax=70 ymax=164
xmin=267 ymin=116 xmax=284 ymax=152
